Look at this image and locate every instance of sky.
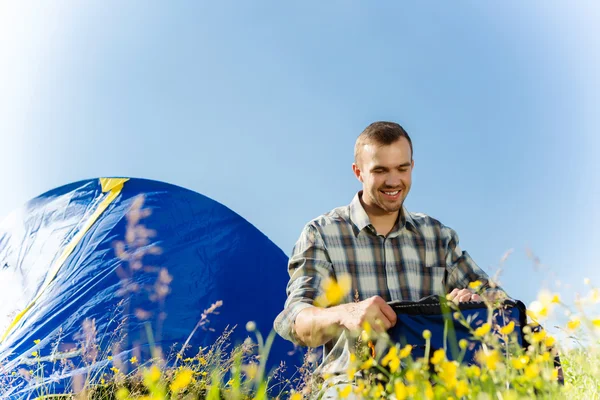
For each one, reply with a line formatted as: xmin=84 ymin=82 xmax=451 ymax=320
xmin=0 ymin=1 xmax=598 ymax=314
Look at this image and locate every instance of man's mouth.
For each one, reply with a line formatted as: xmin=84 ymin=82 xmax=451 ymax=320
xmin=380 ymin=189 xmax=401 ymax=200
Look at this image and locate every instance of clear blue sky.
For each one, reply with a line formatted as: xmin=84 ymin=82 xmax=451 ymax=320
xmin=1 ymin=1 xmax=598 ymax=310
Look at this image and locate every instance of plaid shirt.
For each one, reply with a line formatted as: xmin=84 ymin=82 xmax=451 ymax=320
xmin=274 ymin=191 xmax=504 ymax=385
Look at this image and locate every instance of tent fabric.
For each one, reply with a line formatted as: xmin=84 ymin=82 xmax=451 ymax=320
xmin=0 ymin=178 xmax=300 ymax=398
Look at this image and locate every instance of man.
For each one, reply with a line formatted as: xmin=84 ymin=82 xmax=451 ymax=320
xmin=274 ymin=122 xmax=506 ymax=398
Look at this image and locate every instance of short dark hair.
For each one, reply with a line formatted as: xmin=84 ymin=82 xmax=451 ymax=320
xmin=354 ymin=121 xmax=413 ymax=165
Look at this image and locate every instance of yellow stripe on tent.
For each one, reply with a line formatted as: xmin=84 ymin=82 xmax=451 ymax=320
xmin=0 ymin=178 xmax=129 ymax=342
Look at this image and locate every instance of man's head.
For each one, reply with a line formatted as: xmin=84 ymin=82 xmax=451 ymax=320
xmin=352 ymin=122 xmax=414 ymax=215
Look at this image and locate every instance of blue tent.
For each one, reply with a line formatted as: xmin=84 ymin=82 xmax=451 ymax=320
xmin=0 ymin=178 xmax=302 ymax=398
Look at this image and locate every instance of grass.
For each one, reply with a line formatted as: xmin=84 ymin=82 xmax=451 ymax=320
xmin=2 ymin=195 xmax=599 ymax=399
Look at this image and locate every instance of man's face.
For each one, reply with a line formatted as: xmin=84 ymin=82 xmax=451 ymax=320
xmin=352 ymin=138 xmax=414 ymax=215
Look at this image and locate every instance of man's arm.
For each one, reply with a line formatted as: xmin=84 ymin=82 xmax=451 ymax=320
xmin=442 ymin=225 xmax=508 ymax=303
xmin=274 ymin=224 xmax=396 ymax=347
xmin=273 ymin=224 xmax=337 ymax=346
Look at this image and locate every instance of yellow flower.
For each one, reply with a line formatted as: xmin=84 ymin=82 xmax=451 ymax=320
xmin=459 ymin=339 xmax=468 ymax=350
xmin=339 ymin=385 xmax=352 ymax=398
xmin=108 ymin=355 xmax=113 ymax=361
xmin=198 ymin=356 xmax=207 ymax=365
xmin=314 ymin=274 xmax=352 ymax=307
xmin=531 ymin=330 xmax=546 ymax=343
xmin=422 ymin=329 xmax=431 ymax=340
xmin=381 ymin=346 xmax=401 ymax=373
xmin=394 ymin=380 xmax=408 ymax=400
xmin=500 ymin=321 xmax=515 ymax=335
xmin=347 ymin=367 xmax=357 ymax=381
xmin=245 ymin=363 xmax=258 ymax=380
xmin=477 ymin=349 xmax=500 ymax=371
xmin=360 ymin=358 xmax=374 ymax=370
xmin=551 ymin=294 xmax=560 ymax=304
xmin=290 ymin=393 xmax=302 ymax=400
xmin=431 ymin=349 xmax=445 ymax=365
xmin=511 ymin=355 xmax=529 ymax=370
xmin=361 ymin=321 xmax=372 ymax=341
xmin=545 ymin=335 xmax=556 ymax=347
xmin=171 ymin=368 xmax=193 ymax=392
xmin=474 ymin=323 xmax=491 ymax=337
xmin=399 ymin=344 xmax=412 ymax=359
xmin=116 ymin=388 xmax=129 ymax=400
xmin=567 ymin=317 xmax=581 ymax=331
xmin=373 ymin=383 xmax=384 ymax=398
xmin=33 ymin=339 xmax=40 ymax=345
xmin=31 ymin=351 xmax=38 ymax=357
xmin=455 ymin=380 xmax=469 ymax=397
xmin=405 ymin=370 xmax=415 ymax=382
xmin=129 ymin=356 xmax=138 ymax=364
xmin=424 ymin=384 xmax=434 ymax=399
xmin=111 ymin=367 xmax=120 ymax=374
xmin=145 ymin=365 xmax=161 ymax=383
xmin=438 ymin=360 xmax=458 ymax=388
xmin=525 ymin=364 xmax=540 ymax=380
xmin=469 ymin=280 xmax=482 ymax=290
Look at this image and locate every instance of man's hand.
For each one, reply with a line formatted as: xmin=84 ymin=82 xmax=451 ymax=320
xmin=335 ymin=296 xmax=397 ymax=334
xmin=446 ymin=288 xmax=481 ymax=304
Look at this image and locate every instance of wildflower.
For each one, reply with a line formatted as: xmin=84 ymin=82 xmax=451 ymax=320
xmin=567 ymin=317 xmax=581 ymax=331
xmin=469 ymin=280 xmax=482 ymax=290
xmin=198 ymin=356 xmax=207 ymax=365
xmin=422 ymin=329 xmax=431 ymax=340
xmin=439 ymin=360 xmax=459 ymax=388
xmin=339 ymin=385 xmax=352 ymax=398
xmin=130 ymin=356 xmax=138 ymax=364
xmin=459 ymin=339 xmax=468 ymax=350
xmin=361 ymin=321 xmax=372 ymax=341
xmin=372 ymin=383 xmax=385 ymax=398
xmin=347 ymin=367 xmax=357 ymax=381
xmin=144 ymin=365 xmax=161 ymax=384
xmin=314 ymin=274 xmax=352 ymax=307
xmin=467 ymin=364 xmax=481 ymax=378
xmin=246 ymin=321 xmax=256 ymax=332
xmin=455 ymin=380 xmax=469 ymax=397
xmin=531 ymin=329 xmax=546 ymax=343
xmin=111 ymin=367 xmax=120 ymax=374
xmin=33 ymin=339 xmax=40 ymax=345
xmin=477 ymin=349 xmax=500 ymax=371
xmin=474 ymin=323 xmax=491 ymax=337
xmin=394 ymin=380 xmax=408 ymax=400
xmin=31 ymin=351 xmax=38 ymax=357
xmin=525 ymin=364 xmax=540 ymax=380
xmin=431 ymin=349 xmax=445 ymax=365
xmin=360 ymin=358 xmax=374 ymax=370
xmin=399 ymin=344 xmax=412 ymax=359
xmin=424 ymin=381 xmax=434 ymax=399
xmin=511 ymin=355 xmax=529 ymax=370
xmin=500 ymin=321 xmax=515 ymax=335
xmin=171 ymin=368 xmax=193 ymax=392
xmin=108 ymin=355 xmax=113 ymax=361
xmin=405 ymin=370 xmax=415 ymax=382
xmin=116 ymin=388 xmax=129 ymax=400
xmin=381 ymin=346 xmax=401 ymax=373
xmin=290 ymin=393 xmax=302 ymax=400
xmin=245 ymin=363 xmax=258 ymax=380
xmin=545 ymin=335 xmax=556 ymax=347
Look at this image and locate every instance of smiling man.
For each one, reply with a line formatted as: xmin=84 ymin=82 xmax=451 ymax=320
xmin=274 ymin=121 xmax=506 ymax=398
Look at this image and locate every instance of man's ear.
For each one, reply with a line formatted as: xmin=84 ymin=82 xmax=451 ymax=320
xmin=352 ymin=163 xmax=363 ymax=183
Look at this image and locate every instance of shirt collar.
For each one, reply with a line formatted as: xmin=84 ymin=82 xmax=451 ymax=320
xmin=349 ymin=191 xmax=415 ymax=236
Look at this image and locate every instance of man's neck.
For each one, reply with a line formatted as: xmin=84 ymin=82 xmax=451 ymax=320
xmin=359 ymin=194 xmax=399 ymax=235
